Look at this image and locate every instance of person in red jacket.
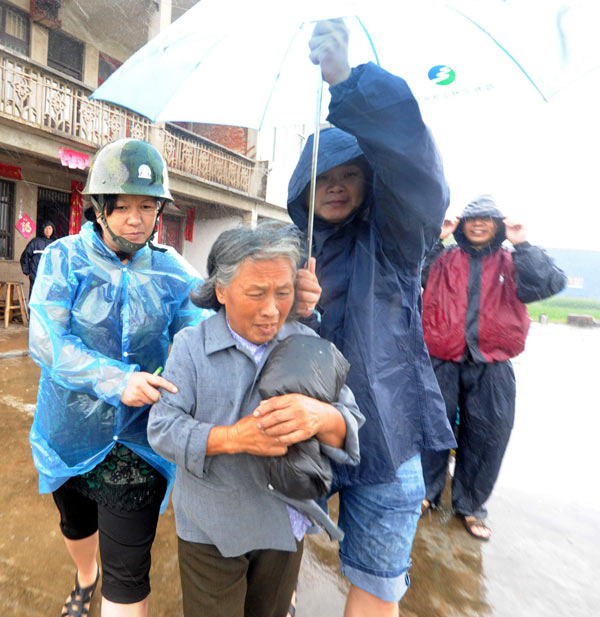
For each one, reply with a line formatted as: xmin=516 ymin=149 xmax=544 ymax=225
xmin=420 ymin=195 xmax=566 ymax=540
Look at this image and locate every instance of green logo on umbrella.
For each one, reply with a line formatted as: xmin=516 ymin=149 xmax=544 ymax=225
xmin=428 ymin=65 xmax=456 ymax=86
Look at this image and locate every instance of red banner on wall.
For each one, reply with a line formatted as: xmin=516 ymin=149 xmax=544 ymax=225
xmin=0 ymin=162 xmax=22 ymax=180
xmin=184 ymin=207 xmax=194 ymax=242
xmin=69 ymin=180 xmax=84 ymax=235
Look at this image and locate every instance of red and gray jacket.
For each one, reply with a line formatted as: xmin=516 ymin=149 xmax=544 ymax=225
xmin=421 ymin=207 xmax=566 ymax=363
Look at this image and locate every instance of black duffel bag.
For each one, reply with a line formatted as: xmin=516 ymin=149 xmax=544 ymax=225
xmin=258 ymin=334 xmax=350 ymax=500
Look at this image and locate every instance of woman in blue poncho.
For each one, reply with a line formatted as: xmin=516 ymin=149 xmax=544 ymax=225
xmin=28 ymin=139 xmax=211 ymax=617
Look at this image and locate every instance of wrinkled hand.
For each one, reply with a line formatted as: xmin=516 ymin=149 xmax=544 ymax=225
xmin=503 ymin=218 xmax=527 ymax=245
xmin=121 ymin=372 xmax=178 ymax=407
xmin=254 ymin=394 xmax=344 ymax=448
xmin=295 ymin=258 xmax=321 ymax=318
xmin=227 ymin=414 xmax=288 ymax=457
xmin=309 ymin=19 xmax=351 ymax=86
xmin=440 ymin=216 xmax=460 ymax=240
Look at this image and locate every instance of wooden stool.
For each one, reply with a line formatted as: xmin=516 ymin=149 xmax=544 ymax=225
xmin=0 ymin=281 xmax=29 ymax=328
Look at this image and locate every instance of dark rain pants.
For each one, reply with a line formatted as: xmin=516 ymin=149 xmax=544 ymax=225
xmin=421 ymin=357 xmax=516 ymax=519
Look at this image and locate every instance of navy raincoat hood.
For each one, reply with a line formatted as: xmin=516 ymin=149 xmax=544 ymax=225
xmin=288 ymin=127 xmax=371 ymax=229
xmin=41 ymin=220 xmax=56 ymax=237
xmin=287 ymin=62 xmax=456 ymax=485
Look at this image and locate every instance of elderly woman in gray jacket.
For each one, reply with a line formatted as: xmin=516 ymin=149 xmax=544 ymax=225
xmin=147 ymin=222 xmax=363 ymax=617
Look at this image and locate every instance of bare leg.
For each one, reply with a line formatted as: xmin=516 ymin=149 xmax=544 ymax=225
xmin=63 ymin=532 xmax=99 ymax=588
xmin=344 ymin=585 xmax=399 ymax=617
xmin=102 ymin=597 xmax=148 ymax=617
xmin=62 ymin=533 xmax=99 ymax=615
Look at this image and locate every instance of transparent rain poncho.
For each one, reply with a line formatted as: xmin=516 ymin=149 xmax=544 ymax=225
xmin=28 ymin=222 xmax=211 ymax=508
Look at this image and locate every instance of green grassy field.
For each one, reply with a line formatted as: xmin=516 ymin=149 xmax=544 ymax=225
xmin=527 ymin=297 xmax=600 ymax=323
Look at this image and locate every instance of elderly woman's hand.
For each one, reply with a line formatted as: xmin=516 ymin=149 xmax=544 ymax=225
xmin=253 ymin=394 xmax=347 ymax=449
xmin=207 ymin=415 xmax=288 ymax=457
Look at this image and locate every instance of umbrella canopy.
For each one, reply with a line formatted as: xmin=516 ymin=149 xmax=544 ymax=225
xmin=92 ymin=0 xmax=378 ymax=128
xmin=368 ymin=0 xmax=600 ymax=109
xmin=91 ymin=0 xmax=600 ymax=128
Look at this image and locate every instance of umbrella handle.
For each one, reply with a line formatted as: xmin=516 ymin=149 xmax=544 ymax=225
xmin=306 ymin=70 xmax=324 ymax=266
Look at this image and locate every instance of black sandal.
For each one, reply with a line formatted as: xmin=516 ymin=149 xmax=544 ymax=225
xmin=460 ymin=515 xmax=491 ymax=541
xmin=62 ymin=568 xmax=100 ymax=617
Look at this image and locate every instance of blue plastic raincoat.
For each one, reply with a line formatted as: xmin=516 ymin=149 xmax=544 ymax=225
xmin=28 ymin=222 xmax=211 ymax=507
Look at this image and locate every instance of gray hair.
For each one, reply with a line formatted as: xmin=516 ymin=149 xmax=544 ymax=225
xmin=191 ymin=220 xmax=302 ymax=311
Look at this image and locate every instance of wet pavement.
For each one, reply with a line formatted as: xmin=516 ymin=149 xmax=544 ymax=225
xmin=1 ymin=322 xmax=598 ymax=616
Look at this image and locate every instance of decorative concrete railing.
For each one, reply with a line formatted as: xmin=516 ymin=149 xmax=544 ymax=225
xmin=164 ymin=124 xmax=256 ymax=195
xmin=0 ymin=47 xmax=262 ymax=198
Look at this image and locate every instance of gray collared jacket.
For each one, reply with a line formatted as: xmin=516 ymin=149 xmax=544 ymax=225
xmin=147 ymin=309 xmax=363 ymax=557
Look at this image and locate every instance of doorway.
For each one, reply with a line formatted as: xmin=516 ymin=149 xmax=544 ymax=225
xmin=37 ymin=187 xmax=71 ymax=238
xmin=159 ymin=215 xmax=183 ymax=254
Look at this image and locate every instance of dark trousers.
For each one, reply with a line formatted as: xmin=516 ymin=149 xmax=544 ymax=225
xmin=421 ymin=357 xmax=516 ymax=518
xmin=52 ymin=482 xmax=164 ymax=604
xmin=178 ymin=537 xmax=303 ymax=617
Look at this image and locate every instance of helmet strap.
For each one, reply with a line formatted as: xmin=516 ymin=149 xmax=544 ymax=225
xmin=90 ymin=195 xmax=155 ymax=254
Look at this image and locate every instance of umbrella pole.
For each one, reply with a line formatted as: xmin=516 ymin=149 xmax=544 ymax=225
xmin=306 ymin=72 xmax=324 ymax=266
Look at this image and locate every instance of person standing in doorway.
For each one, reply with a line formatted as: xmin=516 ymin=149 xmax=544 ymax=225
xmin=19 ymin=220 xmax=56 ymax=298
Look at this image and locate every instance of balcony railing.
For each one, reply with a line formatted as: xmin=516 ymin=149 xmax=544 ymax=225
xmin=164 ymin=124 xmax=254 ymax=194
xmin=0 ymin=47 xmax=262 ymax=198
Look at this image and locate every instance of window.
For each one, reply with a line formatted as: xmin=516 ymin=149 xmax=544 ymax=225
xmin=48 ymin=29 xmax=83 ymax=81
xmin=0 ymin=179 xmax=15 ymax=259
xmin=0 ymin=1 xmax=29 ymax=55
xmin=98 ymin=51 xmax=121 ymax=86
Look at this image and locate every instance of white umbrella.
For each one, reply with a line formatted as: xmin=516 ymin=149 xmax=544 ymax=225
xmin=91 ymin=0 xmax=600 ymax=257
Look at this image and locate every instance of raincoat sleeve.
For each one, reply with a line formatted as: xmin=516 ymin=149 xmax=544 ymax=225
xmin=147 ymin=331 xmax=211 ymax=479
xmin=327 ymin=62 xmax=449 ymax=267
xmin=421 ymin=239 xmax=447 ymax=288
xmin=29 ymin=245 xmax=138 ymax=408
xmin=512 ymin=242 xmax=567 ymax=303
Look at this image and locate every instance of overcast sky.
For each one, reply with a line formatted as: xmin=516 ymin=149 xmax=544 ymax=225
xmin=419 ymin=73 xmax=600 ymax=251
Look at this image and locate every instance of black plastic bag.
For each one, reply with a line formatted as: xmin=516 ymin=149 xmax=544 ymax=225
xmin=258 ymin=334 xmax=350 ymax=500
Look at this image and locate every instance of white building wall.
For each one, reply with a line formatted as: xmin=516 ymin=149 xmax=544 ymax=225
xmin=182 ymin=214 xmax=243 ymax=278
xmin=256 ymin=125 xmax=311 ymax=208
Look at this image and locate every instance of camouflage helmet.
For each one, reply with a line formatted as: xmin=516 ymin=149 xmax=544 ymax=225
xmin=82 ymin=138 xmax=172 ymax=200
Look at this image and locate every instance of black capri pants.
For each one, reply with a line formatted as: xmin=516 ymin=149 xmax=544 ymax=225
xmin=52 ymin=480 xmax=165 ymax=604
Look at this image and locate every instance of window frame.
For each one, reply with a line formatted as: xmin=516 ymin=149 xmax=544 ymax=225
xmin=0 ymin=178 xmax=15 ymax=260
xmin=47 ymin=27 xmax=84 ymax=81
xmin=0 ymin=1 xmax=30 ymax=56
xmin=98 ymin=51 xmax=121 ymax=86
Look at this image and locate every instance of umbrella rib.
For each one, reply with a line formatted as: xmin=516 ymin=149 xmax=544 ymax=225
xmin=448 ymin=5 xmax=549 ymax=102
xmin=355 ymin=16 xmax=380 ymax=66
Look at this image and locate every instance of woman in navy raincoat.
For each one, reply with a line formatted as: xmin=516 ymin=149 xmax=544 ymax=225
xmin=28 ymin=139 xmax=210 ymax=617
xmin=286 ymin=20 xmax=456 ymax=616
